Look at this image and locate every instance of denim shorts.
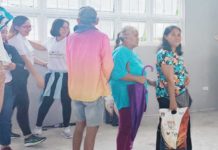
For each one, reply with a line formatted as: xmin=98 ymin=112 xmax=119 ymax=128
xmin=72 ymin=97 xmax=105 ymax=127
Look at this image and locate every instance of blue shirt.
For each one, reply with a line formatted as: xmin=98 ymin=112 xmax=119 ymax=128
xmin=110 ymin=46 xmax=148 ymax=110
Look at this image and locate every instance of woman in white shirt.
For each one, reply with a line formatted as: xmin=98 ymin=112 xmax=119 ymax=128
xmin=34 ymin=19 xmax=72 ymax=139
xmin=8 ymin=15 xmax=46 ymax=147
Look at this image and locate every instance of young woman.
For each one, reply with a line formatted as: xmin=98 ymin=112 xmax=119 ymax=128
xmin=155 ymin=25 xmax=192 ymax=150
xmin=34 ymin=19 xmax=72 ymax=139
xmin=8 ymin=16 xmax=46 ymax=147
xmin=110 ymin=26 xmax=154 ymax=150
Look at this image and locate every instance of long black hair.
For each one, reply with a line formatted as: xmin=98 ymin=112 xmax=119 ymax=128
xmin=158 ymin=25 xmax=183 ymax=56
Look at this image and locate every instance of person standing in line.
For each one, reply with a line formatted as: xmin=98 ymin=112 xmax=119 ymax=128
xmin=66 ymin=6 xmax=114 ymax=150
xmin=8 ymin=15 xmax=46 ymax=147
xmin=110 ymin=26 xmax=155 ymax=150
xmin=155 ymin=26 xmax=192 ymax=150
xmin=34 ymin=19 xmax=73 ymax=139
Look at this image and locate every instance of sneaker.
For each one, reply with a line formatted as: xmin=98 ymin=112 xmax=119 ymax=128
xmin=61 ymin=127 xmax=72 ymax=139
xmin=33 ymin=126 xmax=42 ymax=135
xmin=11 ymin=132 xmax=21 ymax=139
xmin=24 ymin=134 xmax=46 ymax=147
xmin=1 ymin=146 xmax=12 ymax=150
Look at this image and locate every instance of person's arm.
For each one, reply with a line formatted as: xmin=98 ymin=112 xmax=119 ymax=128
xmin=0 ymin=62 xmax=5 ymax=85
xmin=21 ymin=55 xmax=44 ymax=88
xmin=0 ymin=62 xmax=5 ymax=112
xmin=121 ymin=74 xmax=146 ymax=84
xmin=6 ymin=45 xmax=26 ymax=71
xmin=185 ymin=76 xmax=190 ymax=86
xmin=29 ymin=40 xmax=47 ymax=51
xmin=100 ymin=35 xmax=114 ymax=81
xmin=34 ymin=57 xmax=47 ymax=68
xmin=3 ymin=62 xmax=16 ymax=71
xmin=184 ymin=65 xmax=190 ymax=86
xmin=161 ymin=64 xmax=177 ymax=111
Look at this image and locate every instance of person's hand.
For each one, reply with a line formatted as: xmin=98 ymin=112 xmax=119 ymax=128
xmin=4 ymin=63 xmax=16 ymax=71
xmin=170 ymin=99 xmax=177 ymax=113
xmin=43 ymin=63 xmax=48 ymax=68
xmin=185 ymin=76 xmax=190 ymax=86
xmin=136 ymin=76 xmax=147 ymax=84
xmin=36 ymin=75 xmax=45 ymax=89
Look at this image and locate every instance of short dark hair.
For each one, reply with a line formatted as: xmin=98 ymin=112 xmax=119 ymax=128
xmin=78 ymin=6 xmax=97 ymax=25
xmin=50 ymin=19 xmax=69 ymax=37
xmin=158 ymin=25 xmax=183 ymax=56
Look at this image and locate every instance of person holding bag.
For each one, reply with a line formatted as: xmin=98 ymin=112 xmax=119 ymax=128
xmin=155 ymin=25 xmax=192 ymax=150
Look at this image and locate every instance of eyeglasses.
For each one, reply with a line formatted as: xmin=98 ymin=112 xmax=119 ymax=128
xmin=21 ymin=25 xmax=32 ymax=29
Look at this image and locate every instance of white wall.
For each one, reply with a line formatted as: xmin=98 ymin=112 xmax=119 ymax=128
xmin=183 ymin=0 xmax=218 ymax=111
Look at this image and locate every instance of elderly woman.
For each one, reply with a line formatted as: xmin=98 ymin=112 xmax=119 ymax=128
xmin=110 ymin=26 xmax=154 ymax=150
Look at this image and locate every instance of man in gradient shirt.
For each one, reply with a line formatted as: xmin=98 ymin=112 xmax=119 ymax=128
xmin=66 ymin=6 xmax=114 ymax=150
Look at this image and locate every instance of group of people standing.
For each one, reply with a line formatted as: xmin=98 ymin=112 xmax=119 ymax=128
xmin=0 ymin=6 xmax=192 ymax=150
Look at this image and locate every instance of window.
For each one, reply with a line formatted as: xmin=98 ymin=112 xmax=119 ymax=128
xmin=46 ymin=0 xmax=79 ymax=9
xmin=2 ymin=0 xmax=184 ymax=44
xmin=122 ymin=22 xmax=147 ymax=42
xmin=86 ymin=0 xmax=114 ymax=12
xmin=121 ymin=0 xmax=146 ymax=14
xmin=97 ymin=21 xmax=114 ymax=40
xmin=153 ymin=23 xmax=179 ymax=41
xmin=1 ymin=0 xmax=38 ymax=8
xmin=153 ymin=0 xmax=181 ymax=16
xmin=28 ymin=17 xmax=38 ymax=40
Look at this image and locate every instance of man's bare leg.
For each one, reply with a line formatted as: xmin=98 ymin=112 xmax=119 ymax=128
xmin=72 ymin=121 xmax=86 ymax=150
xmin=84 ymin=126 xmax=99 ymax=150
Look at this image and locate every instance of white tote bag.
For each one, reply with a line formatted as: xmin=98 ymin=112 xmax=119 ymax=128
xmin=159 ymin=107 xmax=189 ymax=149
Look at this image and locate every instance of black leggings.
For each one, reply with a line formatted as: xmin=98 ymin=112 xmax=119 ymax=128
xmin=13 ymin=79 xmax=32 ymax=136
xmin=156 ymin=97 xmax=192 ymax=150
xmin=36 ymin=73 xmax=72 ymax=127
